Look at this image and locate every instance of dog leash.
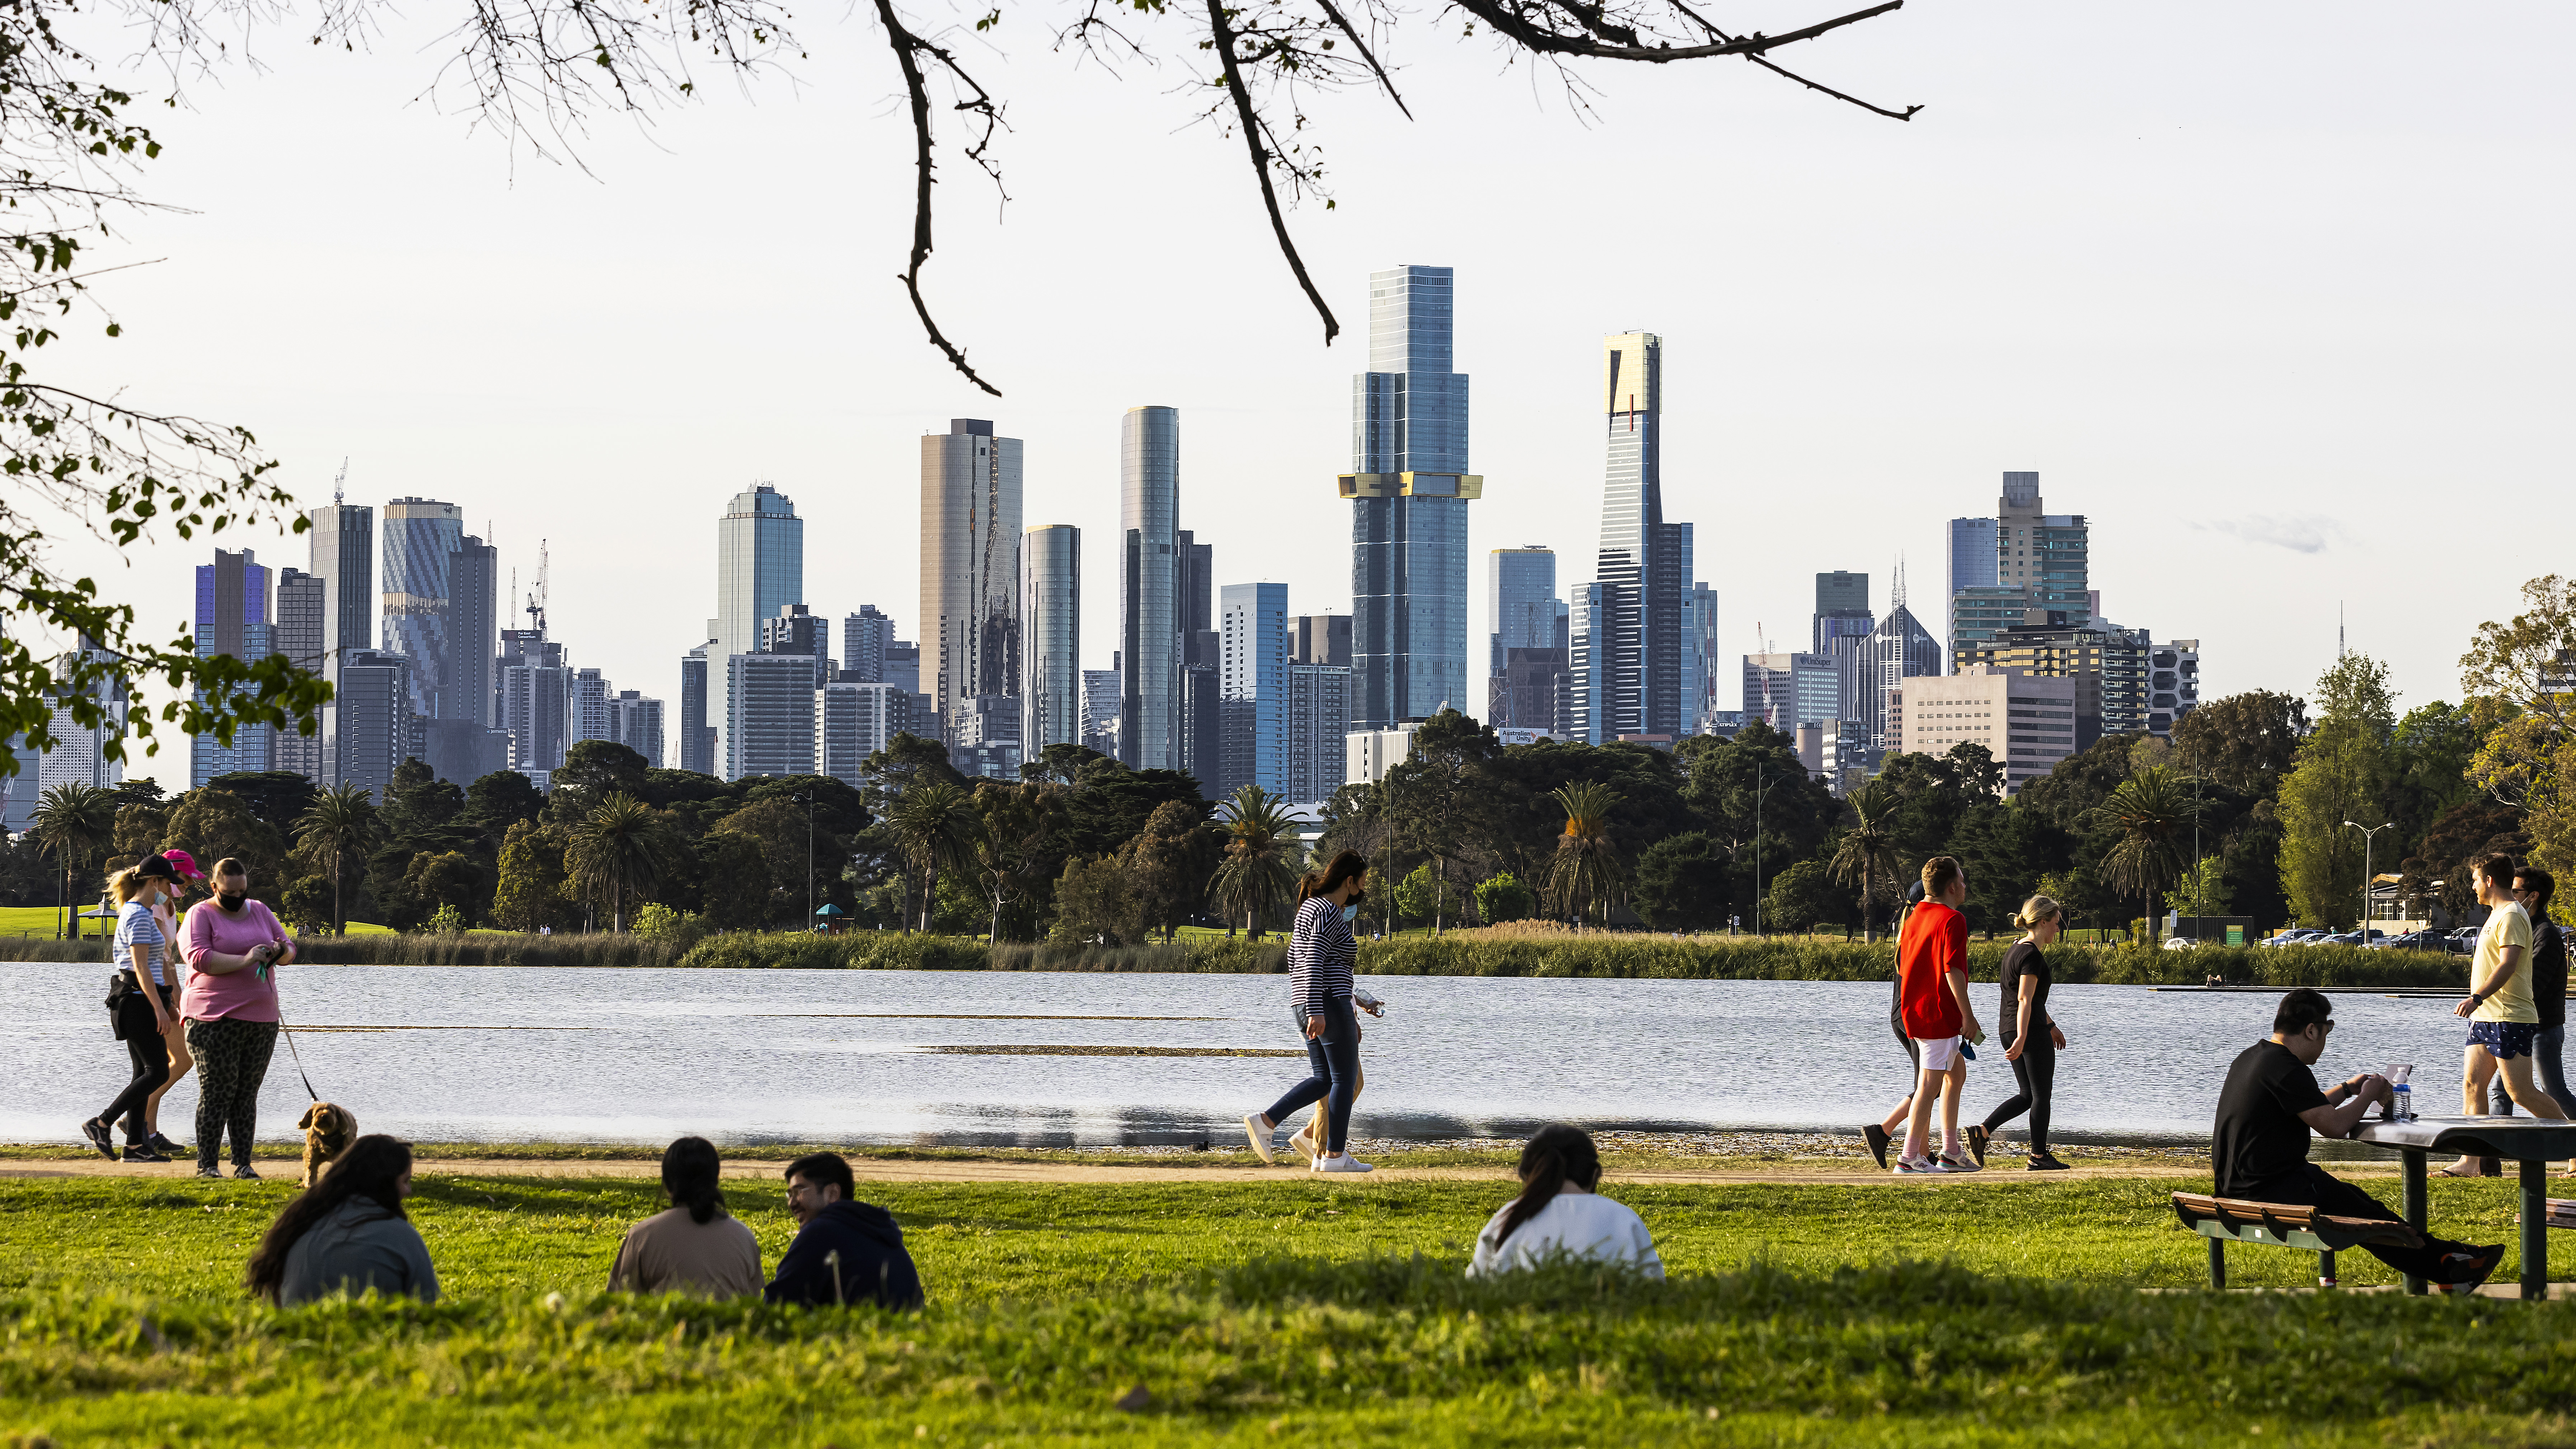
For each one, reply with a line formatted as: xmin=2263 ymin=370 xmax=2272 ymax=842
xmin=275 ymin=1012 xmax=321 ymax=1103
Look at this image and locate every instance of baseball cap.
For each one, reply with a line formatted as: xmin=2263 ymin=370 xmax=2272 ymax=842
xmin=132 ymin=855 xmax=182 ymax=882
xmin=161 ymin=850 xmax=206 ymax=882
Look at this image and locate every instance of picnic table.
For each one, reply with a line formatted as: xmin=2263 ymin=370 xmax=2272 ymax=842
xmin=2347 ymin=1116 xmax=2576 ymax=1299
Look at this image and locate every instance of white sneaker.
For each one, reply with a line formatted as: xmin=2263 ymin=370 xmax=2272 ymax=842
xmin=1242 ymin=1114 xmax=1277 ymax=1165
xmin=1313 ymin=1153 xmax=1374 ymax=1173
xmin=1891 ymin=1156 xmax=1952 ymax=1175
xmin=1937 ymin=1152 xmax=1982 ymax=1173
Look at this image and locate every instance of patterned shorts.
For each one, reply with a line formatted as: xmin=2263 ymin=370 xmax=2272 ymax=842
xmin=2468 ymin=1020 xmax=2540 ymax=1061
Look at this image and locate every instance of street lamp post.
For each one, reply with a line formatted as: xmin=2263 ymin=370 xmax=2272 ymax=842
xmin=2343 ymin=820 xmax=2394 ymax=940
xmin=1753 ymin=762 xmax=1776 ymax=937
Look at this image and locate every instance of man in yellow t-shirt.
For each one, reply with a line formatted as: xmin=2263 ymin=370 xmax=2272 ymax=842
xmin=2445 ymin=853 xmax=2569 ymax=1176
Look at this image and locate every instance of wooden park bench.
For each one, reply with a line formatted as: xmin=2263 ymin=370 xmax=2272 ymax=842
xmin=2171 ymin=1192 xmax=2427 ymax=1289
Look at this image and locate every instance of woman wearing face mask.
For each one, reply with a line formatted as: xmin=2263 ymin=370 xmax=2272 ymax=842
xmin=82 ymin=856 xmax=187 ymax=1160
xmin=1241 ymin=851 xmax=1373 ymax=1173
xmin=179 ymin=856 xmax=293 ymax=1180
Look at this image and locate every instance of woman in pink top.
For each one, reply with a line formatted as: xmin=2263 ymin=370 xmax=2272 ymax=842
xmin=180 ymin=856 xmax=294 ymax=1180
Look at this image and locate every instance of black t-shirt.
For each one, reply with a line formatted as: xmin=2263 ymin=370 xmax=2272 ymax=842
xmin=2211 ymin=1041 xmax=2330 ymax=1195
xmin=1998 ymin=941 xmax=2051 ymax=1041
xmin=2535 ymin=923 xmax=2567 ymax=1030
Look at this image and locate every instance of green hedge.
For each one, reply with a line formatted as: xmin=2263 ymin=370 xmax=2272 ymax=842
xmin=0 ymin=932 xmax=688 ymax=968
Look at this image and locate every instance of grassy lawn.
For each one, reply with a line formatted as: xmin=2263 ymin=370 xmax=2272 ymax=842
xmin=6 ymin=1170 xmax=2576 ymax=1445
xmin=0 ymin=905 xmax=394 ymax=940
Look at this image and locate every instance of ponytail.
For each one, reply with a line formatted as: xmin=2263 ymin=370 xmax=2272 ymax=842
xmin=1298 ymin=850 xmax=1368 ymax=905
xmin=661 ymin=1135 xmax=725 ymax=1225
xmin=1496 ymin=1125 xmax=1602 ymax=1245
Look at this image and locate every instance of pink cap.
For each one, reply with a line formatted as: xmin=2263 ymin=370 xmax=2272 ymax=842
xmin=160 ymin=849 xmax=206 ymax=882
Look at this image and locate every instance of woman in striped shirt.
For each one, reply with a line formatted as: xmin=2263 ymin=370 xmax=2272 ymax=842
xmin=1243 ymin=851 xmax=1373 ymax=1173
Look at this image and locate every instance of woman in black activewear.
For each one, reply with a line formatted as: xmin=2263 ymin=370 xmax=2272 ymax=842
xmin=1970 ymin=895 xmax=2071 ymax=1171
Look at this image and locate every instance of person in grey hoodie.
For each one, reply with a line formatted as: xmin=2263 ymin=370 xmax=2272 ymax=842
xmin=248 ymin=1136 xmax=440 ymax=1307
xmin=764 ymin=1152 xmax=922 ymax=1310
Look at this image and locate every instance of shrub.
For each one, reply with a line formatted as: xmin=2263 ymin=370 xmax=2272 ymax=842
xmin=1472 ymin=873 xmax=1535 ymax=925
xmin=424 ymin=904 xmax=468 ymax=935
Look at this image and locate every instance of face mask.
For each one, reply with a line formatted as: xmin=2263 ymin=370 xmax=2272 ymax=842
xmin=1341 ymin=904 xmax=1360 ymax=924
xmin=218 ymin=892 xmax=247 ymax=912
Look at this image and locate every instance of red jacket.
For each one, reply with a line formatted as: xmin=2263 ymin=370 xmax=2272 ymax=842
xmin=1898 ymin=900 xmax=1969 ymax=1038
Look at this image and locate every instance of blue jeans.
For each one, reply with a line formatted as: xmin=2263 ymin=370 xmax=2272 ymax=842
xmin=1263 ymin=1002 xmax=1360 ymax=1154
xmin=2486 ymin=1023 xmax=2576 ymax=1117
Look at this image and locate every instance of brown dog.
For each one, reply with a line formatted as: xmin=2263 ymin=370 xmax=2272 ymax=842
xmin=296 ymin=1102 xmax=356 ymax=1188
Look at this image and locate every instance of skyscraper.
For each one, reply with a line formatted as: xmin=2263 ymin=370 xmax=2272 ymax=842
xmin=1488 ymin=546 xmax=1556 ymax=724
xmin=1178 ymin=529 xmax=1214 ymax=661
xmin=380 ymin=497 xmax=464 ymax=719
xmin=1119 ymin=406 xmax=1180 ymax=769
xmin=816 ymin=682 xmax=909 ymax=786
xmin=679 ymin=641 xmax=714 ymax=776
xmin=1285 ymin=661 xmax=1350 ymax=803
xmin=726 ymin=651 xmax=818 ymax=780
xmin=1812 ymin=571 xmax=1876 ymax=725
xmin=1347 ymin=265 xmax=1479 ymax=729
xmin=427 ymin=534 xmax=507 ymax=785
xmin=760 ymin=604 xmax=831 ymax=689
xmin=611 ymin=690 xmax=665 ymax=766
xmin=1573 ymin=332 xmax=1691 ymax=740
xmin=190 ymin=548 xmax=273 ymax=785
xmin=1021 ymin=524 xmax=1083 ymax=756
xmin=498 ymin=625 xmax=570 ymax=773
xmin=573 ymin=668 xmax=614 ymax=744
xmin=1220 ymin=582 xmax=1289 ymax=795
xmin=843 ymin=606 xmax=893 ymax=683
xmin=709 ymin=484 xmax=805 ymax=775
xmin=1683 ymin=581 xmax=1720 ymax=735
xmin=1292 ymin=614 xmax=1352 ymax=669
xmin=1742 ymin=652 xmax=1837 ymax=730
xmin=1996 ymin=472 xmax=2090 ymax=627
xmin=272 ymin=567 xmax=325 ymax=779
xmin=307 ymin=491 xmax=374 ymax=785
xmin=1946 ymin=516 xmax=1998 ymax=640
xmin=921 ymin=420 xmax=1022 ymax=758
xmin=335 ymin=648 xmax=416 ymax=800
xmin=1080 ymin=668 xmax=1122 ymax=759
xmin=1866 ymin=589 xmax=1944 ymax=751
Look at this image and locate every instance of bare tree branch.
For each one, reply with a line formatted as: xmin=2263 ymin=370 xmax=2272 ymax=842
xmin=1449 ymin=0 xmax=1906 ymax=63
xmin=1204 ymin=0 xmax=1339 ymax=346
xmin=874 ymin=0 xmax=1006 ymax=396
xmin=1313 ymin=0 xmax=1409 ymax=120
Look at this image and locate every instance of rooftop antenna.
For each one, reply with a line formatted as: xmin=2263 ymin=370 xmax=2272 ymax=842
xmin=333 ymin=458 xmax=347 ymax=506
xmin=1891 ymin=555 xmax=1907 ymax=612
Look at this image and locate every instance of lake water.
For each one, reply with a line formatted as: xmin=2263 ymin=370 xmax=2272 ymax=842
xmin=0 ymin=966 xmax=2495 ymax=1149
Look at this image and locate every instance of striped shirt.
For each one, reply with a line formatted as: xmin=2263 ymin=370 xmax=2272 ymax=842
xmin=116 ymin=901 xmax=169 ymax=987
xmin=1288 ymin=896 xmax=1357 ymax=1017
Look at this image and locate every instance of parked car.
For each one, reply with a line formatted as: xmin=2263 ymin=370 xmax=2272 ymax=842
xmin=2386 ymin=930 xmax=2450 ymax=953
xmin=2162 ymin=935 xmax=2202 ymax=951
xmin=2261 ymin=929 xmax=2323 ymax=947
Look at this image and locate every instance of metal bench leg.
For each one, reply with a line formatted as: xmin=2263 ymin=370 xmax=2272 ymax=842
xmin=2209 ymin=1237 xmax=2225 ymax=1289
xmin=2403 ymin=1149 xmax=2428 ymax=1296
xmin=2523 ymin=1157 xmax=2548 ymax=1301
xmin=2318 ymin=1249 xmax=2336 ymax=1289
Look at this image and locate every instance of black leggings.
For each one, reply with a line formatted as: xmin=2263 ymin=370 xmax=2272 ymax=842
xmin=1262 ymin=1003 xmax=1360 ymax=1154
xmin=99 ymin=995 xmax=172 ymax=1140
xmin=1980 ymin=1031 xmax=2056 ymax=1154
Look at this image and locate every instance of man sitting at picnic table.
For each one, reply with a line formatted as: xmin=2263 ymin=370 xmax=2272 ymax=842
xmin=2214 ymin=988 xmax=2504 ymax=1290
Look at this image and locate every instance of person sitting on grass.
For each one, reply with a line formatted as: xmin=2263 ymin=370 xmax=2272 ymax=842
xmin=763 ymin=1152 xmax=923 ymax=1310
xmin=248 ymin=1135 xmax=441 ymax=1307
xmin=1466 ymin=1126 xmax=1663 ymax=1280
xmin=2214 ymin=989 xmax=2502 ymax=1293
xmin=607 ymin=1136 xmax=763 ymax=1300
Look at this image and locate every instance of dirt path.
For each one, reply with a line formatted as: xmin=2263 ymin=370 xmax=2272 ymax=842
xmin=0 ymin=1154 xmax=2231 ymax=1187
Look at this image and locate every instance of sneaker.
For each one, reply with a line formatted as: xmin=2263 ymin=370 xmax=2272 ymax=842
xmin=2436 ymin=1245 xmax=2506 ymax=1295
xmin=1286 ymin=1124 xmax=1321 ymax=1164
xmin=146 ymin=1132 xmax=183 ymax=1156
xmin=1964 ymin=1125 xmax=1990 ymax=1166
xmin=1862 ymin=1123 xmax=1893 ymax=1171
xmin=1241 ymin=1114 xmax=1278 ymax=1166
xmin=1313 ymin=1153 xmax=1374 ymax=1174
xmin=194 ymin=1165 xmax=221 ymax=1179
xmin=1891 ymin=1156 xmax=1952 ymax=1175
xmin=2027 ymin=1152 xmax=2072 ymax=1172
xmin=1937 ymin=1152 xmax=1982 ymax=1173
xmin=231 ymin=1164 xmax=262 ymax=1181
xmin=80 ymin=1118 xmax=116 ymax=1160
xmin=121 ymin=1144 xmax=169 ymax=1163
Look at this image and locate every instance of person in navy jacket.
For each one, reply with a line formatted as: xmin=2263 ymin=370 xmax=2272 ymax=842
xmin=763 ymin=1152 xmax=924 ymax=1310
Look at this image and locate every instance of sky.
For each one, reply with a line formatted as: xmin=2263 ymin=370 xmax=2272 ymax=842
xmin=25 ymin=0 xmax=2572 ymax=792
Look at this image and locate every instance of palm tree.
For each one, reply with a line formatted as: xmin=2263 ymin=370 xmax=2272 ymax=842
xmin=566 ymin=791 xmax=685 ymax=932
xmin=1829 ymin=781 xmax=1904 ymax=943
xmin=1210 ymin=785 xmax=1303 ymax=939
xmin=295 ymin=782 xmax=383 ymax=936
xmin=2092 ymin=766 xmax=2199 ymax=945
xmin=1542 ymin=781 xmax=1628 ymax=928
xmin=888 ymin=782 xmax=979 ymax=933
xmin=32 ymin=782 xmax=116 ymax=940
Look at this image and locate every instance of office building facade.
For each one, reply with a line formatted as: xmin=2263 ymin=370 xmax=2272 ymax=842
xmin=191 ymin=548 xmax=274 ymax=785
xmin=610 ymin=690 xmax=664 ymax=767
xmin=1866 ymin=600 xmax=1944 ymax=749
xmin=816 ymin=682 xmax=908 ymax=786
xmin=1348 ymin=265 xmax=1478 ymax=729
xmin=335 ymin=648 xmax=416 ymax=801
xmin=1683 ymin=582 xmax=1720 ymax=734
xmin=1996 ymin=472 xmax=2091 ymax=627
xmin=498 ymin=628 xmax=570 ymax=773
xmin=1488 ymin=546 xmax=1556 ymax=722
xmin=760 ymin=604 xmax=831 ymax=687
xmin=573 ymin=668 xmax=614 ymax=744
xmin=1573 ymin=332 xmax=1692 ymax=741
xmin=921 ymin=420 xmax=1021 ymax=756
xmin=843 ymin=606 xmax=893 ymax=684
xmin=1118 ymin=405 xmax=1180 ymax=769
xmin=1292 ymin=614 xmax=1351 ymax=670
xmin=1899 ymin=667 xmax=2079 ymax=795
xmin=1946 ymin=515 xmax=1998 ymax=644
xmin=709 ymin=483 xmax=805 ymax=776
xmin=424 ymin=534 xmax=506 ymax=786
xmin=307 ymin=494 xmax=374 ymax=784
xmin=380 ymin=497 xmax=463 ymax=720
xmin=1179 ymin=662 xmax=1221 ymax=793
xmin=1021 ymin=524 xmax=1083 ymax=756
xmin=1080 ymin=667 xmax=1122 ymax=759
xmin=726 ymin=650 xmax=818 ymax=780
xmin=679 ymin=642 xmax=714 ymax=776
xmin=1220 ymin=581 xmax=1289 ymax=796
xmin=272 ymin=566 xmax=326 ymax=779
xmin=1742 ymin=652 xmax=1838 ymax=730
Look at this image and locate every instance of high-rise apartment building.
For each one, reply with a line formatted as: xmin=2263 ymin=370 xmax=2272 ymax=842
xmin=1488 ymin=547 xmax=1557 ymax=723
xmin=1683 ymin=582 xmax=1721 ymax=735
xmin=1179 ymin=663 xmax=1221 ymax=795
xmin=708 ymin=483 xmax=805 ymax=776
xmin=1946 ymin=516 xmax=1998 ymax=644
xmin=1021 ymin=524 xmax=1083 ymax=756
xmin=816 ymin=682 xmax=909 ymax=786
xmin=498 ymin=627 xmax=570 ymax=773
xmin=1899 ymin=668 xmax=2079 ymax=795
xmin=887 ymin=638 xmax=932 ymax=744
xmin=1178 ymin=529 xmax=1214 ymax=660
xmin=308 ymin=492 xmax=374 ymax=785
xmin=679 ymin=642 xmax=714 ymax=776
xmin=29 ymin=642 xmax=126 ymax=802
xmin=1285 ymin=662 xmax=1351 ymax=802
xmin=426 ymin=534 xmax=507 ymax=786
xmin=1572 ymin=332 xmax=1693 ymax=741
xmin=1347 ymin=265 xmax=1479 ymax=729
xmin=1219 ymin=582 xmax=1289 ymax=796
xmin=842 ymin=606 xmax=893 ymax=684
xmin=573 ymin=668 xmax=614 ymax=744
xmin=335 ymin=648 xmax=416 ymax=800
xmin=726 ymin=651 xmax=818 ymax=780
xmin=760 ymin=604 xmax=832 ymax=689
xmin=191 ymin=548 xmax=273 ymax=785
xmin=1081 ymin=668 xmax=1122 ymax=758
xmin=921 ymin=420 xmax=1021 ymax=759
xmin=2148 ymin=639 xmax=2202 ymax=736
xmin=380 ymin=497 xmax=463 ymax=720
xmin=1118 ymin=406 xmax=1181 ymax=770
xmin=272 ymin=566 xmax=325 ymax=779
xmin=610 ymin=690 xmax=664 ymax=767
xmin=1996 ymin=472 xmax=2090 ymax=627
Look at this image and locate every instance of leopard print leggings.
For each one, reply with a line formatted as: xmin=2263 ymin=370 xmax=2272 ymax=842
xmin=183 ymin=1017 xmax=277 ymax=1171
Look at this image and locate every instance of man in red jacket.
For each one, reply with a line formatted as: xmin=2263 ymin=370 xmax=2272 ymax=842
xmin=1895 ymin=856 xmax=1984 ymax=1173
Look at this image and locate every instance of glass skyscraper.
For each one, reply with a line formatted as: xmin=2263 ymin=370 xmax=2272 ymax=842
xmin=1997 ymin=472 xmax=2090 ymax=627
xmin=1574 ymin=332 xmax=1693 ymax=741
xmin=1346 ymin=265 xmax=1479 ymax=729
xmin=920 ymin=421 xmax=1022 ymax=765
xmin=191 ymin=548 xmax=273 ymax=785
xmin=1119 ymin=406 xmax=1179 ymax=769
xmin=307 ymin=492 xmax=373 ymax=786
xmin=1021 ymin=524 xmax=1083 ymax=757
xmin=710 ymin=483 xmax=805 ymax=777
xmin=381 ymin=497 xmax=463 ymax=719
xmin=1220 ymin=581 xmax=1289 ymax=795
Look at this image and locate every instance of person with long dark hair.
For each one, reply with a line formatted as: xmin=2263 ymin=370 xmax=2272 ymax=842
xmin=81 ymin=856 xmax=186 ymax=1162
xmin=1967 ymin=894 xmax=2073 ymax=1170
xmin=248 ymin=1135 xmax=440 ymax=1306
xmin=1467 ymin=1126 xmax=1662 ymax=1278
xmin=1241 ymin=850 xmax=1371 ymax=1173
xmin=607 ymin=1136 xmax=763 ymax=1299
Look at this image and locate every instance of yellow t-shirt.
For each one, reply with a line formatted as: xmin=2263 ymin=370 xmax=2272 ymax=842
xmin=2472 ymin=902 xmax=2537 ymax=1023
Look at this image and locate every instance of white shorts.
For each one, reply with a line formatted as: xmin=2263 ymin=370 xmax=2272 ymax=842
xmin=1914 ymin=1035 xmax=1965 ymax=1072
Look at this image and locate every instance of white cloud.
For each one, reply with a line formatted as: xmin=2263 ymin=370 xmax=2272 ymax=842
xmin=2195 ymin=515 xmax=2347 ymax=555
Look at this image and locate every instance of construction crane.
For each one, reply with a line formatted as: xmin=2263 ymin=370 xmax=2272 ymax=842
xmin=332 ymin=458 xmax=347 ymax=506
xmin=526 ymin=540 xmax=550 ymax=636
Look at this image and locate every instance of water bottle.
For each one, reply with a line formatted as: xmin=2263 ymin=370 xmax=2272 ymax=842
xmin=2384 ymin=1062 xmax=2414 ymax=1121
